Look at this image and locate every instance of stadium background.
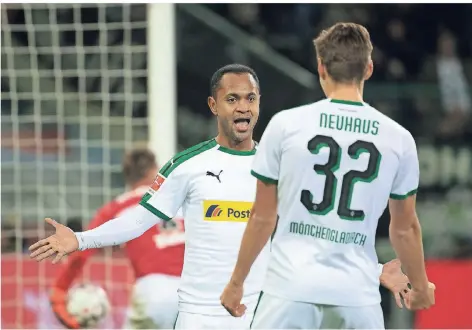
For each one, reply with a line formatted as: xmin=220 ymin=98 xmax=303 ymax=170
xmin=1 ymin=3 xmax=471 ymax=329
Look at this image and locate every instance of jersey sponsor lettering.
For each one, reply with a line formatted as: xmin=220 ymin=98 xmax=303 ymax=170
xmin=203 ymin=200 xmax=252 ymax=222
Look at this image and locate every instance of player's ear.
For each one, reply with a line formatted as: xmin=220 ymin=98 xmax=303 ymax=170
xmin=364 ymin=58 xmax=373 ymax=81
xmin=317 ymin=57 xmax=327 ymax=81
xmin=208 ymin=96 xmax=218 ymax=116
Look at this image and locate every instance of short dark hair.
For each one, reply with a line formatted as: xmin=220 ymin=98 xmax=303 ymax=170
xmin=210 ymin=64 xmax=260 ymax=97
xmin=122 ymin=148 xmax=157 ymax=185
xmin=313 ymin=22 xmax=373 ymax=83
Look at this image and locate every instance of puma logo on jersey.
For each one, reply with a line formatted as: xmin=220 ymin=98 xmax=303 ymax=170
xmin=206 ymin=170 xmax=223 ymax=183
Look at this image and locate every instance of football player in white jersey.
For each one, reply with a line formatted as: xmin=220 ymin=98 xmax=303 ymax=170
xmin=29 ymin=64 xmax=266 ymax=330
xmin=221 ymin=23 xmax=436 ymax=329
xmin=31 ymin=63 xmax=419 ymax=330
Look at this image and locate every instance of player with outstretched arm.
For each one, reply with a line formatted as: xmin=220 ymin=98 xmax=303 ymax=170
xmin=220 ymin=23 xmax=436 ymax=329
xmin=31 ymin=64 xmax=419 ymax=329
xmin=50 ymin=148 xmax=184 ymax=329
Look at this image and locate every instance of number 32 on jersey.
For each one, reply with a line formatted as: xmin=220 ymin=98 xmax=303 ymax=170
xmin=301 ymin=135 xmax=381 ymax=221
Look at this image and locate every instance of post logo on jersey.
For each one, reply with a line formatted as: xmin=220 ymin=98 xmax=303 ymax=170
xmin=203 ymin=200 xmax=253 ymax=222
xmin=205 ymin=204 xmax=223 ymax=217
xmin=149 ymin=174 xmax=165 ymax=194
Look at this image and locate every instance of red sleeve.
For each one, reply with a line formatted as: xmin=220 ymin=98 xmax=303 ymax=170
xmin=53 ymin=204 xmax=113 ymax=291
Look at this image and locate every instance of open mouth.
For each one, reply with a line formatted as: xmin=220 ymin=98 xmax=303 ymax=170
xmin=233 ymin=118 xmax=251 ymax=132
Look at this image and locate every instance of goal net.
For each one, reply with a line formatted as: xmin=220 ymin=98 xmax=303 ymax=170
xmin=1 ymin=3 xmax=149 ymax=328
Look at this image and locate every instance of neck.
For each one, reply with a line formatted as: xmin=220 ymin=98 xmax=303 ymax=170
xmin=129 ymin=180 xmax=150 ymax=191
xmin=215 ymin=134 xmax=254 ymax=151
xmin=328 ymin=83 xmax=364 ymax=103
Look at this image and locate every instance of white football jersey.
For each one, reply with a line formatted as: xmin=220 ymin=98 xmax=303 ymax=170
xmin=140 ymin=139 xmax=270 ymax=315
xmin=251 ymin=98 xmax=419 ymax=306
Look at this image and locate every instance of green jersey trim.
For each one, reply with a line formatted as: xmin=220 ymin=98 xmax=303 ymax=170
xmin=389 ymin=188 xmax=418 ymax=200
xmin=250 ymin=291 xmax=264 ymax=329
xmin=330 ymin=99 xmax=364 ymax=106
xmin=251 ymin=170 xmax=278 ymax=184
xmin=139 ymin=192 xmax=172 ymax=221
xmin=159 ymin=139 xmax=217 ymax=177
xmin=218 ymin=145 xmax=256 ymax=156
xmin=172 ymin=312 xmax=179 ymax=329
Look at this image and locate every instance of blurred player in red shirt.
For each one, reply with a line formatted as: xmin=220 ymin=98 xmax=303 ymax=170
xmin=50 ymin=148 xmax=184 ymax=329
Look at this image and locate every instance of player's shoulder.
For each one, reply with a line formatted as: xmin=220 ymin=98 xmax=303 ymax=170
xmin=264 ymin=101 xmax=322 ymax=133
xmin=271 ymin=99 xmax=340 ymax=129
xmin=97 ymin=187 xmax=146 ymax=218
xmin=274 ymin=100 xmax=326 ymax=119
xmin=114 ymin=186 xmax=148 ymax=204
xmin=159 ymin=138 xmax=218 ymax=177
xmin=364 ymin=103 xmax=415 ymax=144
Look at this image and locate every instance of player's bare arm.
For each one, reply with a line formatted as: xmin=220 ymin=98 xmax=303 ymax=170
xmin=220 ymin=180 xmax=278 ymax=317
xmin=389 ymin=195 xmax=435 ymax=310
xmin=29 ymin=205 xmax=161 ymax=263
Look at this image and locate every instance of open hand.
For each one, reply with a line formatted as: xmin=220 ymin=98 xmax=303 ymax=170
xmin=380 ymin=259 xmax=411 ymax=308
xmin=29 ymin=218 xmax=79 ymax=264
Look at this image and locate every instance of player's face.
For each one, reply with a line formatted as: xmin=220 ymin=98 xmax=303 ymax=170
xmin=209 ymin=73 xmax=260 ymax=144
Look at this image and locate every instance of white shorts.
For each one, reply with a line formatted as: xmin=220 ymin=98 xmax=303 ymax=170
xmin=122 ymin=273 xmax=180 ymax=329
xmin=174 ymin=311 xmax=254 ymax=330
xmin=251 ymin=292 xmax=384 ymax=329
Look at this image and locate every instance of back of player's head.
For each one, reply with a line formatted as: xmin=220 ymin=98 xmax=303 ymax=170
xmin=210 ymin=64 xmax=260 ymax=98
xmin=122 ymin=148 xmax=157 ymax=185
xmin=313 ymin=22 xmax=373 ymax=84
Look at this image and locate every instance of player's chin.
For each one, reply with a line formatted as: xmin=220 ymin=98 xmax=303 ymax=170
xmin=232 ymin=128 xmax=253 ymax=141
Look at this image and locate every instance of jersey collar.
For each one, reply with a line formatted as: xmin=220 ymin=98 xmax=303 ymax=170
xmin=329 ymin=98 xmax=365 ymax=107
xmin=217 ymin=141 xmax=257 ymax=156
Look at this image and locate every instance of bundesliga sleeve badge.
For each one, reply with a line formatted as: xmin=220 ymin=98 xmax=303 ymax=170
xmin=149 ymin=174 xmax=165 ymax=194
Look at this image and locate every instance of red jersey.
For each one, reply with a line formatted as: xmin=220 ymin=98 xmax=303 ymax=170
xmin=54 ymin=186 xmax=184 ymax=291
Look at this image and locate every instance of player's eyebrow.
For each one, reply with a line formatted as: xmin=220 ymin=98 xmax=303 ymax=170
xmin=226 ymin=92 xmax=257 ymax=99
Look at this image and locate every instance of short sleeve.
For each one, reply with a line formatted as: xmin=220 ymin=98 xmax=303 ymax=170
xmin=390 ymin=132 xmax=419 ymax=199
xmin=251 ymin=114 xmax=283 ymax=184
xmin=139 ymin=164 xmax=188 ymax=221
